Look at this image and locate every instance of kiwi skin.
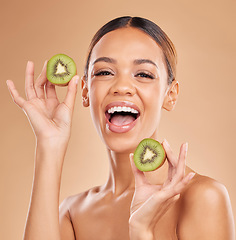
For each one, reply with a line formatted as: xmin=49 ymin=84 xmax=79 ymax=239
xmin=133 ymin=138 xmax=166 ymax=172
xmin=46 ymin=53 xmax=77 ymax=86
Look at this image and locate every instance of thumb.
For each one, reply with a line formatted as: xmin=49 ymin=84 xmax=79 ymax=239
xmin=129 ymin=153 xmax=149 ymax=187
xmin=63 ymin=75 xmax=79 ymax=111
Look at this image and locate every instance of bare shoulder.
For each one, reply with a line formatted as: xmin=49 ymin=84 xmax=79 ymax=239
xmin=60 ymin=189 xmax=89 ymax=209
xmin=181 ymin=173 xmax=230 ymax=206
xmin=177 ymin=173 xmax=235 ymax=240
xmin=59 ymin=185 xmax=100 ymax=214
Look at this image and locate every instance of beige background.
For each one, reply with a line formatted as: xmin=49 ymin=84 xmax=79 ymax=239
xmin=1 ymin=0 xmax=235 ymax=239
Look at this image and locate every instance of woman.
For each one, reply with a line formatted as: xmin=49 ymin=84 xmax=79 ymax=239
xmin=6 ymin=16 xmax=235 ymax=240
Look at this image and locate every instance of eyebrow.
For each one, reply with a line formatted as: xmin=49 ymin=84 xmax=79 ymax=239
xmin=133 ymin=59 xmax=158 ymax=68
xmin=92 ymin=57 xmax=158 ymax=68
xmin=92 ymin=57 xmax=117 ymax=65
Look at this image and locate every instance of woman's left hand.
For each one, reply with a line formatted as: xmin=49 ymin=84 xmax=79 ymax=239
xmin=129 ymin=139 xmax=195 ymax=240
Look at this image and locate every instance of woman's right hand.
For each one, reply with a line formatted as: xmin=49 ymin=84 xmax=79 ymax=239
xmin=6 ymin=61 xmax=79 ymax=147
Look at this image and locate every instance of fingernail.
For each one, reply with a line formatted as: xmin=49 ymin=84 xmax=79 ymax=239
xmin=164 ymin=139 xmax=170 ymax=148
xmin=6 ymin=80 xmax=10 ymax=89
xmin=189 ymin=172 xmax=195 ymax=180
xmin=185 ymin=142 xmax=188 ymax=152
xmin=174 ymin=194 xmax=180 ymax=201
xmin=75 ymin=76 xmax=79 ymax=85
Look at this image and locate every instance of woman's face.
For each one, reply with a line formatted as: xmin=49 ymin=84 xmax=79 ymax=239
xmin=84 ymin=27 xmax=174 ymax=153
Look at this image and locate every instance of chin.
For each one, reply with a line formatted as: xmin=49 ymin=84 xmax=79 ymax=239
xmin=101 ymin=129 xmax=158 ymax=154
xmin=106 ymin=140 xmax=137 ymax=153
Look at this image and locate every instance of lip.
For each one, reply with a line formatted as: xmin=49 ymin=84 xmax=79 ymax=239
xmin=104 ymin=101 xmax=140 ymax=133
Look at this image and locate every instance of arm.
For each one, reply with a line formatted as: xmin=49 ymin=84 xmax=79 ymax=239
xmin=7 ymin=61 xmax=79 ymax=240
xmin=24 ymin=141 xmax=67 ymax=240
xmin=177 ymin=179 xmax=235 ymax=240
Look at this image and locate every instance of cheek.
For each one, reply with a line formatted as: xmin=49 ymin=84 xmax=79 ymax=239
xmin=139 ymin=84 xmax=165 ymax=132
xmin=88 ymin=81 xmax=108 ymax=123
xmin=89 ymin=81 xmax=108 ymax=104
xmin=141 ymin=84 xmax=164 ymax=112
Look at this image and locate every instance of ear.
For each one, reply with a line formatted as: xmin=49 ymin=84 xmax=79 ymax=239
xmin=162 ymin=80 xmax=179 ymax=111
xmin=81 ymin=76 xmax=90 ymax=107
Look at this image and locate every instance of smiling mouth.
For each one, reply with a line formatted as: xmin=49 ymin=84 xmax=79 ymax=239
xmin=105 ymin=110 xmax=140 ymax=126
xmin=104 ymin=103 xmax=141 ymax=134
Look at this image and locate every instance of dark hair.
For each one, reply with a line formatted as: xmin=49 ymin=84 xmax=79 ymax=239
xmin=84 ymin=16 xmax=177 ymax=85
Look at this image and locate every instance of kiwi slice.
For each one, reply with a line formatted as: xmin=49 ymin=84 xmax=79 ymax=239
xmin=133 ymin=138 xmax=166 ymax=172
xmin=46 ymin=54 xmax=76 ymax=86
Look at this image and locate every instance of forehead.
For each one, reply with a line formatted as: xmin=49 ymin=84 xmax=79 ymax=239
xmin=89 ymin=27 xmax=165 ymax=65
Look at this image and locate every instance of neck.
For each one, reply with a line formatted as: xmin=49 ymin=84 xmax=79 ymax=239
xmin=103 ymin=150 xmax=135 ymax=196
xmin=103 ymin=148 xmax=169 ymax=196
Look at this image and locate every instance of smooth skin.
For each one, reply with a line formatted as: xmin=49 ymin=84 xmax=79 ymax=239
xmin=7 ymin=27 xmax=235 ymax=240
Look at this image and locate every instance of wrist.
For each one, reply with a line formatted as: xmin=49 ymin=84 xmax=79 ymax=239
xmin=36 ymin=136 xmax=69 ymax=153
xmin=35 ymin=138 xmax=69 ymax=170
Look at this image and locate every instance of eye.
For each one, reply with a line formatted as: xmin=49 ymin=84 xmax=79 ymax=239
xmin=94 ymin=70 xmax=114 ymax=76
xmin=135 ymin=72 xmax=155 ymax=79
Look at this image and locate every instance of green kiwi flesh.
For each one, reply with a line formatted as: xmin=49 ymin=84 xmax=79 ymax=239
xmin=46 ymin=54 xmax=76 ymax=86
xmin=133 ymin=138 xmax=166 ymax=172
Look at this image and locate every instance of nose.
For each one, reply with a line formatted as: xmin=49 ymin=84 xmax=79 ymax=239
xmin=110 ymin=75 xmax=136 ymax=96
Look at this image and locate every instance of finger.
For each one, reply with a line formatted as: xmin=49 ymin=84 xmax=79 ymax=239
xmin=164 ymin=171 xmax=195 ymax=195
xmin=182 ymin=172 xmax=196 ymax=185
xmin=34 ymin=60 xmax=48 ymax=99
xmin=172 ymin=143 xmax=188 ymax=183
xmin=163 ymin=139 xmax=177 ymax=179
xmin=45 ymin=80 xmax=58 ymax=100
xmin=63 ymin=75 xmax=79 ymax=111
xmin=170 ymin=172 xmax=195 ymax=196
xmin=6 ymin=80 xmax=25 ymax=108
xmin=129 ymin=153 xmax=149 ymax=187
xmin=136 ymin=190 xmax=180 ymax=224
xmin=152 ymin=194 xmax=180 ymax=223
xmin=25 ymin=61 xmax=37 ymax=100
xmin=163 ymin=139 xmax=178 ymax=168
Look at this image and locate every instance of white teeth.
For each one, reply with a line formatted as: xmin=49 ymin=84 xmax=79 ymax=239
xmin=107 ymin=106 xmax=139 ymax=114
